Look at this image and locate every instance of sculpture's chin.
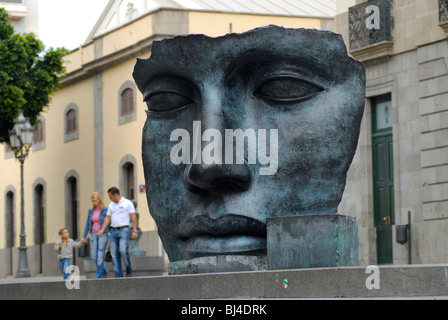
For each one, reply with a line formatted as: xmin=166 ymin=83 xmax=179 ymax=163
xmin=168 ymin=255 xmax=268 ymax=275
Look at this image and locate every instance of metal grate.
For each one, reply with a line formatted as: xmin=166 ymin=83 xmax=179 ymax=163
xmin=349 ymin=0 xmax=393 ymax=51
xmin=440 ymin=0 xmax=448 ymax=23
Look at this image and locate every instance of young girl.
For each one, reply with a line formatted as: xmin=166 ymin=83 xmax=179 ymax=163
xmin=54 ymin=228 xmax=84 ymax=280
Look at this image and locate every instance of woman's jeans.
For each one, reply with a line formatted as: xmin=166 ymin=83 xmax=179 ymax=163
xmin=59 ymin=258 xmax=71 ymax=280
xmin=110 ymin=226 xmax=132 ymax=277
xmin=90 ymin=232 xmax=109 ymax=278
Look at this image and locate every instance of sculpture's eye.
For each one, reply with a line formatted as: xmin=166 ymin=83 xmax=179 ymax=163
xmin=254 ymin=76 xmax=324 ymax=103
xmin=145 ymin=91 xmax=194 ymax=112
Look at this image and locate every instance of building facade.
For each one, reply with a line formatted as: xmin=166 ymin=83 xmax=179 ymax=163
xmin=0 ymin=0 xmax=336 ymax=277
xmin=336 ymin=0 xmax=448 ymax=265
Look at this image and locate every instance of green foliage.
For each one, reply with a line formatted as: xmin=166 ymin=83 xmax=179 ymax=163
xmin=0 ymin=7 xmax=70 ymax=143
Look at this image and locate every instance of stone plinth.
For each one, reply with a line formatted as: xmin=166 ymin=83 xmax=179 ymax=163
xmin=267 ymin=214 xmax=358 ymax=270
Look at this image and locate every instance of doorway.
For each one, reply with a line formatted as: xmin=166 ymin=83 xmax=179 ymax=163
xmin=34 ymin=183 xmax=45 ymax=274
xmin=371 ymin=94 xmax=394 ymax=264
xmin=67 ymin=176 xmax=78 ymax=240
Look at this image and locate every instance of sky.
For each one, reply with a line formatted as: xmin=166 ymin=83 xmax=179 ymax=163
xmin=37 ymin=0 xmax=110 ymax=50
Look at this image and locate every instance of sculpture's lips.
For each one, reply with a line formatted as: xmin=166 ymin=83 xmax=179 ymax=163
xmin=185 ymin=235 xmax=266 ymax=256
xmin=178 ymin=214 xmax=267 ymax=257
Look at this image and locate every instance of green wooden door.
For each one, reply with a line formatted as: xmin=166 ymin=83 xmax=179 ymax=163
xmin=372 ymin=95 xmax=394 ymax=264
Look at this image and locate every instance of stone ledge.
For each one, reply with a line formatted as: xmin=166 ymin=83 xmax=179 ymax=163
xmin=349 ymin=41 xmax=394 ymax=63
xmin=2 ymin=264 xmax=448 ymax=300
xmin=439 ymin=21 xmax=448 ymax=36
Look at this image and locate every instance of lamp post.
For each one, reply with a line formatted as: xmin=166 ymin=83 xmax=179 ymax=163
xmin=9 ymin=111 xmax=34 ymax=278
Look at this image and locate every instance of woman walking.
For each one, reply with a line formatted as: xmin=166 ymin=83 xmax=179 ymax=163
xmin=81 ymin=192 xmax=110 ymax=278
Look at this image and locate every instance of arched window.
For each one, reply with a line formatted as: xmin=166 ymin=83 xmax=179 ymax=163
xmin=118 ymin=81 xmax=136 ymax=125
xmin=33 ymin=117 xmax=45 ymax=151
xmin=66 ymin=109 xmax=77 ymax=134
xmin=5 ymin=190 xmax=15 ymax=248
xmin=119 ymin=155 xmax=137 ymax=200
xmin=64 ymin=103 xmax=79 ymax=142
xmin=65 ymin=170 xmax=79 ymax=240
xmin=68 ymin=177 xmax=78 ymax=239
xmin=123 ymin=162 xmax=135 ymax=200
xmin=121 ymin=88 xmax=134 ymax=116
xmin=34 ymin=183 xmax=45 ymax=245
xmin=33 ymin=181 xmax=45 ymax=274
xmin=34 ymin=121 xmax=44 ymax=144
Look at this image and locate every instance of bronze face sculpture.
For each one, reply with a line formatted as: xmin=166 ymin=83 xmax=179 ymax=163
xmin=133 ymin=26 xmax=365 ymax=274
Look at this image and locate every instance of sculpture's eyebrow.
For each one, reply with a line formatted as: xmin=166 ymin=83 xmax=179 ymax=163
xmin=223 ymin=50 xmax=331 ymax=88
xmin=143 ymin=76 xmax=197 ymax=101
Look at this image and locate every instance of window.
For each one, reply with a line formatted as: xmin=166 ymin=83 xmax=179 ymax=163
xmin=124 ymin=162 xmax=135 ymax=200
xmin=65 ymin=174 xmax=79 ymax=240
xmin=121 ymin=88 xmax=134 ymax=116
xmin=5 ymin=190 xmax=15 ymax=248
xmin=33 ymin=181 xmax=45 ymax=274
xmin=119 ymin=155 xmax=137 ymax=200
xmin=64 ymin=103 xmax=79 ymax=142
xmin=34 ymin=121 xmax=43 ymax=143
xmin=66 ymin=109 xmax=77 ymax=134
xmin=4 ymin=142 xmax=14 ymax=159
xmin=68 ymin=177 xmax=78 ymax=239
xmin=118 ymin=81 xmax=137 ymax=124
xmin=33 ymin=183 xmax=45 ymax=245
xmin=33 ymin=117 xmax=45 ymax=151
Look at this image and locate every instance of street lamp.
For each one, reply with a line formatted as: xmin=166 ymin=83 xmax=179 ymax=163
xmin=9 ymin=111 xmax=34 ymax=278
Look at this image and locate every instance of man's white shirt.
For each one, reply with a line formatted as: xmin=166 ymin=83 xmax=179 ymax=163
xmin=107 ymin=197 xmax=135 ymax=227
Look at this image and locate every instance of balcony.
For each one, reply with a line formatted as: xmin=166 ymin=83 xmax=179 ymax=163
xmin=349 ymin=0 xmax=393 ymax=63
xmin=0 ymin=0 xmax=27 ymax=20
xmin=440 ymin=0 xmax=448 ymax=35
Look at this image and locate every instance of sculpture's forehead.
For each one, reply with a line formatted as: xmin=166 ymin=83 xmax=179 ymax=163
xmin=133 ymin=26 xmax=361 ymax=92
xmin=152 ymin=26 xmax=345 ymax=60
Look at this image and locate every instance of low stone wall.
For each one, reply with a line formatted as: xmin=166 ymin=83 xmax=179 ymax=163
xmin=2 ymin=264 xmax=448 ymax=300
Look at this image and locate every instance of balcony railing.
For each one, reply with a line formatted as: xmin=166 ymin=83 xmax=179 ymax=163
xmin=349 ymin=0 xmax=393 ymax=62
xmin=440 ymin=0 xmax=448 ymax=34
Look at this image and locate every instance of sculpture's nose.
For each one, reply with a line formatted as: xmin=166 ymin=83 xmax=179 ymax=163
xmin=182 ymin=82 xmax=253 ymax=194
xmin=183 ymin=161 xmax=253 ymax=194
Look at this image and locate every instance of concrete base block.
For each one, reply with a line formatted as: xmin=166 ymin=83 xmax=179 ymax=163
xmin=168 ymin=255 xmax=268 ymax=275
xmin=84 ymin=256 xmax=165 ymax=278
xmin=267 ymin=214 xmax=358 ymax=270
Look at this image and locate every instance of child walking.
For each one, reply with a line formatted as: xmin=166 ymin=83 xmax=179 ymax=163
xmin=54 ymin=228 xmax=85 ymax=280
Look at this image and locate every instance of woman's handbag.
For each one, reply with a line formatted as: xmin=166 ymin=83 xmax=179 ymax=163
xmin=78 ymin=238 xmax=90 ymax=258
xmin=105 ymin=245 xmax=112 ymax=262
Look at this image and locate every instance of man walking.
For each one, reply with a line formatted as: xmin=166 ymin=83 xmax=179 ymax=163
xmin=99 ymin=187 xmax=138 ymax=277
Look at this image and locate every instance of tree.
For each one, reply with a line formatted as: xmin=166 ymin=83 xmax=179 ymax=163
xmin=0 ymin=7 xmax=69 ymax=144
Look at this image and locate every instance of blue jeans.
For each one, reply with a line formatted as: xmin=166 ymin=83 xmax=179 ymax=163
xmin=59 ymin=258 xmax=71 ymax=280
xmin=90 ymin=232 xmax=109 ymax=278
xmin=109 ymin=227 xmax=132 ymax=277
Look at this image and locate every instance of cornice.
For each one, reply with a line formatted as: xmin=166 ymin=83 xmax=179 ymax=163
xmin=60 ymin=34 xmax=173 ymax=87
